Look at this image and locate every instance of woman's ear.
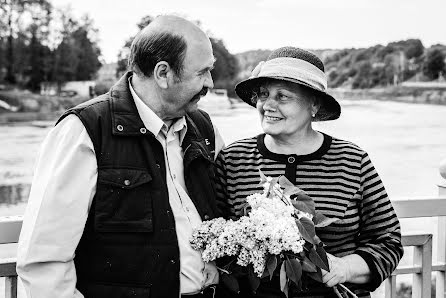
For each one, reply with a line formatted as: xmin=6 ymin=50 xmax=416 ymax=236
xmin=153 ymin=61 xmax=171 ymax=89
xmin=310 ymin=97 xmax=321 ymax=117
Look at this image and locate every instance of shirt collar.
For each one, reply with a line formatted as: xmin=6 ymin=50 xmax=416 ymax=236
xmin=128 ymin=77 xmax=187 ymax=144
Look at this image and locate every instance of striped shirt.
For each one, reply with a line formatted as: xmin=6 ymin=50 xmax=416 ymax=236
xmin=215 ymin=133 xmax=403 ymax=297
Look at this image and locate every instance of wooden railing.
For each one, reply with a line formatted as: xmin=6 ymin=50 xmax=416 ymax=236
xmin=384 ymin=158 xmax=446 ymax=298
xmin=2 ymin=160 xmax=446 ymax=298
xmin=0 ymin=215 xmax=22 ymax=298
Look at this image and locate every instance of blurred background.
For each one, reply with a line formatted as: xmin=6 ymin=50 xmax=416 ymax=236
xmin=1 ymin=0 xmax=446 ymax=297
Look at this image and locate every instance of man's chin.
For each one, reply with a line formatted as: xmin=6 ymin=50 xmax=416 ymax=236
xmin=186 ymin=102 xmax=199 ymax=112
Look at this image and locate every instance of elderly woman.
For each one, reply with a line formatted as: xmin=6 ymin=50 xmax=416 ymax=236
xmin=215 ymin=47 xmax=403 ymax=298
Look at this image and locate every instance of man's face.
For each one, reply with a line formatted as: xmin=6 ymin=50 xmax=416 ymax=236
xmin=163 ymin=37 xmax=215 ymax=119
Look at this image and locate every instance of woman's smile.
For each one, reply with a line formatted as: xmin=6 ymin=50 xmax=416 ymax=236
xmin=264 ymin=115 xmax=283 ymax=121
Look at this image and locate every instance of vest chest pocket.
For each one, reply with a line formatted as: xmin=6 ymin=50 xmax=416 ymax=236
xmin=95 ymin=168 xmax=153 ymax=233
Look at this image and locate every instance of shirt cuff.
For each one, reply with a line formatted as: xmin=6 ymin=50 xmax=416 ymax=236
xmin=354 ymin=250 xmax=382 ymax=291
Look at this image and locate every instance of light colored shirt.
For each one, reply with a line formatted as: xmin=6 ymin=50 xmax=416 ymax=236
xmin=16 ymin=83 xmax=224 ymax=298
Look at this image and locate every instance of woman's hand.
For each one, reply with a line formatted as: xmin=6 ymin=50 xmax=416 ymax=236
xmin=321 ymin=253 xmax=350 ymax=287
xmin=321 ymin=253 xmax=371 ymax=287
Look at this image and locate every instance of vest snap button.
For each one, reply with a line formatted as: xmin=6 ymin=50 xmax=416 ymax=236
xmin=156 ymin=163 xmax=161 ymax=168
xmin=124 ymin=179 xmax=131 ymax=186
xmin=117 ymin=124 xmax=124 ymax=131
xmin=140 ymin=127 xmax=147 ymax=134
xmin=170 ymin=259 xmax=176 ymax=264
xmin=288 ymin=156 xmax=296 ymax=163
xmin=204 ymin=214 xmax=210 ymax=220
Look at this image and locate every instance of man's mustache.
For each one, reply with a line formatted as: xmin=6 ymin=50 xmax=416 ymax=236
xmin=197 ymin=88 xmax=208 ymax=97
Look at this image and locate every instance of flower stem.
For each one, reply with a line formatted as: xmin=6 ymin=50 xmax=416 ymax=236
xmin=338 ymin=284 xmax=358 ymax=298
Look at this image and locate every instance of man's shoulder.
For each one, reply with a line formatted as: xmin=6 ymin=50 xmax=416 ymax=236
xmin=72 ymin=93 xmax=111 ymax=113
xmin=57 ymin=93 xmax=111 ymax=126
xmin=188 ymin=109 xmax=212 ymax=123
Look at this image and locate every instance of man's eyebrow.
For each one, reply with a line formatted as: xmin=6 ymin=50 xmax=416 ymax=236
xmin=207 ymin=57 xmax=217 ymax=70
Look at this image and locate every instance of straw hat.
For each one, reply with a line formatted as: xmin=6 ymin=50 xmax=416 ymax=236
xmin=235 ymin=47 xmax=341 ymax=121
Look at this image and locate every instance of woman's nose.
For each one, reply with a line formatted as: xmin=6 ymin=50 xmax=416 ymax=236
xmin=262 ymin=96 xmax=278 ymax=110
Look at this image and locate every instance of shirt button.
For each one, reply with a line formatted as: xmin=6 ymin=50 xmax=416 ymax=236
xmin=140 ymin=127 xmax=147 ymax=134
xmin=185 ymin=207 xmax=190 ymax=212
xmin=173 ymin=174 xmax=176 ymax=179
xmin=124 ymin=179 xmax=131 ymax=186
xmin=288 ymin=156 xmax=296 ymax=163
xmin=117 ymin=124 xmax=124 ymax=131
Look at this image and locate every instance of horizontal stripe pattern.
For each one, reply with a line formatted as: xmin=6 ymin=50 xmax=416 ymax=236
xmin=215 ymin=134 xmax=403 ymax=297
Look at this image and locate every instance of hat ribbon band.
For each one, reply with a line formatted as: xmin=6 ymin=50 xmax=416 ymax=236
xmin=258 ymin=57 xmax=328 ymax=91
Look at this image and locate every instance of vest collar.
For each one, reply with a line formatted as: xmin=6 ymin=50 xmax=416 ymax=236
xmin=109 ymin=71 xmax=149 ymax=137
xmin=108 ymin=71 xmax=207 ymax=152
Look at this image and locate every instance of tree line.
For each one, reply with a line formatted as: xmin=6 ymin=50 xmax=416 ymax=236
xmin=1 ymin=1 xmax=444 ymax=96
xmin=236 ymin=40 xmax=446 ymax=90
xmin=325 ymin=39 xmax=446 ymax=89
xmin=0 ymin=0 xmax=102 ymax=91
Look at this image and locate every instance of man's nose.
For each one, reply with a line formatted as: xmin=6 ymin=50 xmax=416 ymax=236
xmin=204 ymin=72 xmax=214 ymax=89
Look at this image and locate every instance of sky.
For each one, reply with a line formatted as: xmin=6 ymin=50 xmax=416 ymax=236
xmin=51 ymin=0 xmax=446 ymax=63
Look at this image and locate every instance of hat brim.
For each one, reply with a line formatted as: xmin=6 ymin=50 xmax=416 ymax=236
xmin=235 ymin=76 xmax=341 ymax=121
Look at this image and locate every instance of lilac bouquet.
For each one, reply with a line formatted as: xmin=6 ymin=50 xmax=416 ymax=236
xmin=190 ymin=171 xmax=356 ymax=297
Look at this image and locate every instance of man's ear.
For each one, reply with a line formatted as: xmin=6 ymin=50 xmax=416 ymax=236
xmin=153 ymin=61 xmax=172 ymax=89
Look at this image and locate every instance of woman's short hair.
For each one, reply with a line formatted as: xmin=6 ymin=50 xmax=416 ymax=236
xmin=128 ymin=30 xmax=187 ymax=79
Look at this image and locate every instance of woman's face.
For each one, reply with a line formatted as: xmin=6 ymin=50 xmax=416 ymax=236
xmin=253 ymin=81 xmax=317 ymax=139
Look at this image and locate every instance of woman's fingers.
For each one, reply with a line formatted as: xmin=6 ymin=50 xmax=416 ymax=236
xmin=320 ymin=253 xmax=348 ymax=287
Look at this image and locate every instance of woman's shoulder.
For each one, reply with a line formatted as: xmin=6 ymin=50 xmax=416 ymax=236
xmin=222 ymin=135 xmax=259 ymax=153
xmin=326 ymin=134 xmax=367 ymax=156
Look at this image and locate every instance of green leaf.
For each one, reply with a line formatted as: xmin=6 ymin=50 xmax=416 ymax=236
xmin=301 ymin=217 xmax=317 ymax=243
xmin=307 ymin=267 xmax=323 ymax=283
xmin=292 ymin=192 xmax=316 ymax=216
xmin=279 ymin=262 xmax=289 ymax=298
xmin=315 ymin=245 xmax=330 ymax=271
xmin=308 ymin=247 xmax=329 ymax=271
xmin=266 ymin=255 xmax=278 ymax=280
xmin=301 ymin=257 xmax=317 ymax=273
xmin=295 ymin=219 xmax=315 ymax=244
xmin=248 ymin=268 xmax=261 ymax=293
xmin=279 ymin=176 xmax=304 ymax=197
xmin=313 ymin=235 xmax=323 ymax=246
xmin=314 ymin=212 xmax=340 ymax=227
xmin=220 ymin=272 xmax=240 ymax=294
xmin=267 ymin=176 xmax=280 ymax=197
xmin=284 ymin=258 xmax=302 ymax=286
xmin=258 ymin=169 xmax=268 ymax=184
xmin=261 ymin=268 xmax=269 ymax=279
xmin=291 ymin=201 xmax=314 ymax=216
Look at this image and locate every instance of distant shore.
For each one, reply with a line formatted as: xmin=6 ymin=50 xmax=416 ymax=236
xmin=329 ymin=85 xmax=446 ymax=105
xmin=1 ymin=85 xmax=446 ymax=124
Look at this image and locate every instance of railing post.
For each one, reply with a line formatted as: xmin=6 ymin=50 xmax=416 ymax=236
xmin=384 ymin=275 xmax=397 ymax=298
xmin=437 ymin=159 xmax=446 ymax=298
xmin=412 ymin=234 xmax=433 ymax=298
xmin=5 ymin=276 xmax=18 ymax=298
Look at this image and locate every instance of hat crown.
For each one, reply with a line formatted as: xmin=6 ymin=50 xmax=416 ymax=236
xmin=267 ymin=47 xmax=325 ymax=72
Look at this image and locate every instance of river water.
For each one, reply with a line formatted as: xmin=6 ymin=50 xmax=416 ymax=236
xmin=1 ymin=98 xmax=446 ymax=296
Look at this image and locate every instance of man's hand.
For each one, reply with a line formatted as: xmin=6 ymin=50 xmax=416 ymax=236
xmin=321 ymin=253 xmax=351 ymax=287
xmin=250 ymin=61 xmax=265 ymax=78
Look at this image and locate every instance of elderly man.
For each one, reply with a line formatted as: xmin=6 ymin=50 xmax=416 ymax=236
xmin=17 ymin=15 xmax=224 ymax=298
